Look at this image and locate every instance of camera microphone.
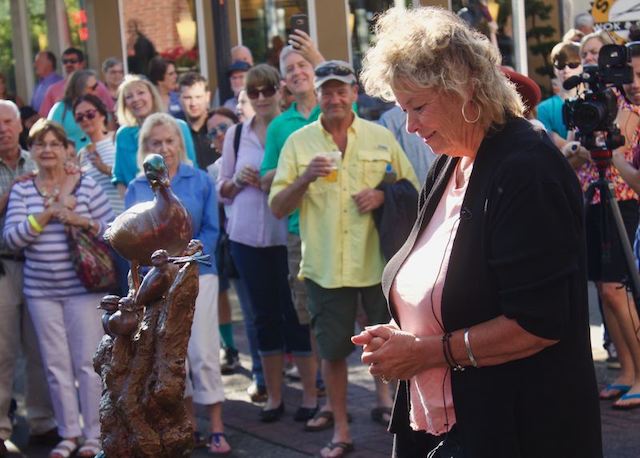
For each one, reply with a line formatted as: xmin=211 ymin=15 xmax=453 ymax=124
xmin=563 ymin=75 xmax=583 ymax=90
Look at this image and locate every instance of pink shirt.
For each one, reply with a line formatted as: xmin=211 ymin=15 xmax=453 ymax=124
xmin=390 ymin=157 xmax=473 ymax=435
xmin=39 ymin=79 xmax=115 ymax=117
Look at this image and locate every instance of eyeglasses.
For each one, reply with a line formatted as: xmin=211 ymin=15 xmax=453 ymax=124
xmin=62 ymin=58 xmax=79 ymax=65
xmin=246 ymin=86 xmax=278 ymax=100
xmin=553 ymin=61 xmax=581 ymax=71
xmin=207 ymin=123 xmax=230 ymax=139
xmin=75 ymin=109 xmax=98 ymax=123
xmin=33 ymin=141 xmax=64 ymax=150
xmin=315 ymin=64 xmax=354 ymax=78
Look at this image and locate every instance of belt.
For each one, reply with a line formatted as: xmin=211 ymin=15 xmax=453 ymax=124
xmin=0 ymin=253 xmax=26 ymax=262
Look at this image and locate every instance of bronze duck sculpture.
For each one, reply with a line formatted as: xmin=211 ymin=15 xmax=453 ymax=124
xmin=104 ymin=154 xmax=192 ymax=292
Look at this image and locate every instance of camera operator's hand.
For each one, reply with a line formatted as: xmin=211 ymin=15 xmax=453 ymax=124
xmin=612 ymin=146 xmax=640 ymax=194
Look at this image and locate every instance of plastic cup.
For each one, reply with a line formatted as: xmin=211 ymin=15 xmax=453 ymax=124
xmin=321 ymin=151 xmax=341 ymax=182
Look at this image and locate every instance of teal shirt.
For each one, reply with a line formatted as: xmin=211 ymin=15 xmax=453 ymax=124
xmin=48 ymin=102 xmax=90 ymax=151
xmin=112 ymin=119 xmax=198 ymax=186
xmin=261 ymin=102 xmax=321 ymax=235
xmin=536 ymin=95 xmax=568 ymax=140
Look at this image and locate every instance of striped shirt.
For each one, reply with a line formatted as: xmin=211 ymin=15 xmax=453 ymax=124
xmin=79 ymin=136 xmax=124 ymax=215
xmin=3 ymin=175 xmax=114 ymax=298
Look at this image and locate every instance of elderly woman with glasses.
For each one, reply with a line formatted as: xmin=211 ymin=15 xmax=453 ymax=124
xmin=353 ymin=7 xmax=601 ymax=458
xmin=217 ymin=64 xmax=317 ymax=424
xmin=47 ymin=70 xmax=101 ymax=151
xmin=3 ymin=119 xmax=114 ymax=458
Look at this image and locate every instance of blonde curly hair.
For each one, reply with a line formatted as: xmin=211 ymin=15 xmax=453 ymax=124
xmin=360 ymin=7 xmax=523 ymax=130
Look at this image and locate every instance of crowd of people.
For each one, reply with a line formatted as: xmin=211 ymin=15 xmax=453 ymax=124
xmin=0 ymin=5 xmax=636 ymax=458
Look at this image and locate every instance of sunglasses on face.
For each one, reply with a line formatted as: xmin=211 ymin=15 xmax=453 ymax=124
xmin=62 ymin=58 xmax=79 ymax=65
xmin=554 ymin=61 xmax=581 ymax=71
xmin=315 ymin=64 xmax=353 ymax=77
xmin=246 ymin=86 xmax=278 ymax=100
xmin=207 ymin=123 xmax=230 ymax=139
xmin=75 ymin=109 xmax=98 ymax=123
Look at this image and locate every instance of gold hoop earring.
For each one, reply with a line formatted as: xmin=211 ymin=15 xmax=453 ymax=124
xmin=461 ymin=100 xmax=480 ymax=124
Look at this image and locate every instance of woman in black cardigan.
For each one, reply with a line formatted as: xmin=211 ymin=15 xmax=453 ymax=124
xmin=353 ymin=7 xmax=602 ymax=458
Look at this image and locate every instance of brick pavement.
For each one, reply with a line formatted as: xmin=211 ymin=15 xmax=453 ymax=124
xmin=7 ymin=283 xmax=640 ymax=457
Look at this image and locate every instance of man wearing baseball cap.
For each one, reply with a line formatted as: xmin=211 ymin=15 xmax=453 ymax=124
xmin=269 ymin=60 xmax=418 ymax=457
xmin=223 ymin=60 xmax=251 ymax=111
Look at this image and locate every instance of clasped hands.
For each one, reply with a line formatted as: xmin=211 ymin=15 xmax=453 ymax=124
xmin=352 ymin=324 xmax=429 ymax=381
xmin=234 ymin=165 xmax=261 ymax=188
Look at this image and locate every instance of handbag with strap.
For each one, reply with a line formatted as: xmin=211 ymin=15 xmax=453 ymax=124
xmin=215 ymin=122 xmax=244 ymax=279
xmin=67 ymin=225 xmax=117 ymax=292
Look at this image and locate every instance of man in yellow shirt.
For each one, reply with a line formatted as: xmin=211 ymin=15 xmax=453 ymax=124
xmin=269 ymin=60 xmax=418 ymax=457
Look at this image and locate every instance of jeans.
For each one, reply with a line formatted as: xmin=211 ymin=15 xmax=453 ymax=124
xmin=230 ymin=242 xmax=311 ymax=356
xmin=231 ymin=276 xmax=264 ymax=387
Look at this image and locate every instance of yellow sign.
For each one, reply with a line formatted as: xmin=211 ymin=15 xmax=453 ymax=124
xmin=591 ymin=0 xmax=640 ymax=42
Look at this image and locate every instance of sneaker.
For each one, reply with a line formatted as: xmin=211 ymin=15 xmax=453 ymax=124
xmin=220 ymin=348 xmax=240 ymax=375
xmin=247 ymin=381 xmax=268 ymax=403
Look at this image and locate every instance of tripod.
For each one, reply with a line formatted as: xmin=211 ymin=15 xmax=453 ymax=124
xmin=584 ymin=151 xmax=640 ymax=317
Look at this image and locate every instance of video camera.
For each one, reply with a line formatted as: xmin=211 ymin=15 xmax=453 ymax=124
xmin=562 ymin=44 xmax=633 ymax=158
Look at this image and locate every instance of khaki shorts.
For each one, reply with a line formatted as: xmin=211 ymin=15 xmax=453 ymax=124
xmin=287 ymin=233 xmax=310 ymax=325
xmin=304 ymin=279 xmax=389 ymax=360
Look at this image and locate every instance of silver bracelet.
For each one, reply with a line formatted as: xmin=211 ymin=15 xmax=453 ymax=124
xmin=463 ymin=328 xmax=478 ymax=368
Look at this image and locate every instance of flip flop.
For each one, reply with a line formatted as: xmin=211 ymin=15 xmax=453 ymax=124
xmin=599 ymin=383 xmax=631 ymax=400
xmin=612 ymin=393 xmax=640 ymax=410
xmin=304 ymin=410 xmax=353 ymax=432
xmin=320 ymin=441 xmax=354 ymax=458
xmin=370 ymin=406 xmax=392 ymax=426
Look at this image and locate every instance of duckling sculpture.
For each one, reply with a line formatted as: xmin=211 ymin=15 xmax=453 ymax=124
xmin=104 ymin=154 xmax=192 ymax=292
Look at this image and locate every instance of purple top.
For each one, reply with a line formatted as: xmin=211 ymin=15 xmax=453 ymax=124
xmin=31 ymin=73 xmax=63 ymax=112
xmin=216 ymin=119 xmax=287 ymax=248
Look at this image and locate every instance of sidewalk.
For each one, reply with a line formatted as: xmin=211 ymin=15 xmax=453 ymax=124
xmin=7 ymin=282 xmax=640 ymax=457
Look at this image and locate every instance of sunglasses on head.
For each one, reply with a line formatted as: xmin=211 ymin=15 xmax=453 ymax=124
xmin=315 ymin=64 xmax=353 ymax=78
xmin=207 ymin=123 xmax=230 ymax=139
xmin=75 ymin=109 xmax=98 ymax=123
xmin=246 ymin=86 xmax=278 ymax=100
xmin=62 ymin=58 xmax=79 ymax=65
xmin=554 ymin=61 xmax=581 ymax=71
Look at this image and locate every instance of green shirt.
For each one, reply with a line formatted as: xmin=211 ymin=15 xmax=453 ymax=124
xmin=261 ymin=102 xmax=321 ymax=235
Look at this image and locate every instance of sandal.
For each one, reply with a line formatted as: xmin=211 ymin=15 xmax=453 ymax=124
xmin=320 ymin=441 xmax=354 ymax=458
xmin=209 ymin=432 xmax=231 ymax=456
xmin=78 ymin=438 xmax=101 ymax=457
xmin=49 ymin=439 xmax=79 ymax=458
xmin=304 ymin=410 xmax=353 ymax=432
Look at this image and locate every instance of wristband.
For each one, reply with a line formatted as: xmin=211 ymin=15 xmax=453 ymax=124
xmin=28 ymin=214 xmax=44 ymax=233
xmin=464 ymin=328 xmax=478 ymax=368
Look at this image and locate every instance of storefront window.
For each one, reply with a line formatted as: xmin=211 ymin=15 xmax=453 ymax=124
xmin=0 ymin=0 xmax=16 ymax=95
xmin=121 ymin=0 xmax=201 ymax=75
xmin=348 ymin=0 xmax=395 ymax=74
xmin=239 ymin=0 xmax=308 ymax=66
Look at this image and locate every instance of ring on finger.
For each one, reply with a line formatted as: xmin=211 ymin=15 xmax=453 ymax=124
xmin=380 ymin=374 xmax=390 ymax=384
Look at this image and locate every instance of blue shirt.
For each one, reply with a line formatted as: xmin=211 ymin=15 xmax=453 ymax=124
xmin=536 ymin=95 xmax=568 ymax=140
xmin=124 ymin=163 xmax=219 ymax=275
xmin=168 ymin=91 xmax=185 ymax=119
xmin=31 ymin=73 xmax=63 ymax=112
xmin=48 ymin=102 xmax=90 ymax=150
xmin=112 ymin=119 xmax=198 ymax=186
xmin=378 ymin=105 xmax=436 ymax=184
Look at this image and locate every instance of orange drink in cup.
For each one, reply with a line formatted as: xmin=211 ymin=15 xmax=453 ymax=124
xmin=322 ymin=151 xmax=341 ymax=182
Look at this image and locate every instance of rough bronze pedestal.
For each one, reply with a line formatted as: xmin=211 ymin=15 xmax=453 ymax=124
xmin=93 ymin=243 xmax=202 ymax=458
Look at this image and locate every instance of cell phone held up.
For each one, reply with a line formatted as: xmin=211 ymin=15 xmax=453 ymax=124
xmin=290 ymin=14 xmax=309 ymax=36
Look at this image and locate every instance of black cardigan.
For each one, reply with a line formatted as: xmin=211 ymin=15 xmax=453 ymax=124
xmin=382 ymin=118 xmax=602 ymax=458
